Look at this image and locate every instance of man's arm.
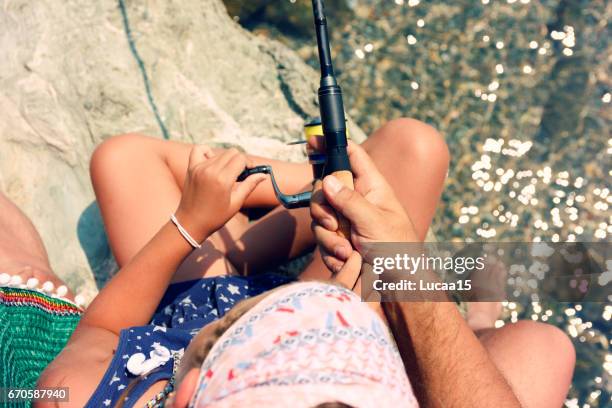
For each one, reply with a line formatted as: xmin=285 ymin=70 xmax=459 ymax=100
xmin=311 ymin=142 xmax=521 ymax=407
xmin=383 ymin=301 xmax=521 ymax=407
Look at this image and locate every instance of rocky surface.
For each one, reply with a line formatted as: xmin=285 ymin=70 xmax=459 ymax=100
xmin=0 ymin=0 xmax=365 ymax=300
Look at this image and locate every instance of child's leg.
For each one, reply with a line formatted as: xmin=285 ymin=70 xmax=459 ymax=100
xmin=91 ymin=118 xmax=449 ymax=281
xmin=90 ymin=134 xmax=313 ymax=281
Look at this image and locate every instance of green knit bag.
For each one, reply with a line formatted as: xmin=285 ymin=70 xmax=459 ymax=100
xmin=0 ymin=287 xmax=82 ymax=407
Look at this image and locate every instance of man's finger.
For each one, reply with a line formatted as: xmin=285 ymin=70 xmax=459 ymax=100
xmin=313 ymin=223 xmax=352 ymax=262
xmin=310 ymin=187 xmax=339 ymax=232
xmin=307 ymin=135 xmax=325 ymax=152
xmin=311 ymin=202 xmax=339 ymax=232
xmin=334 ymin=250 xmax=362 ymax=290
xmin=320 ymin=247 xmax=346 ymax=275
xmin=322 ymin=175 xmax=377 ymax=226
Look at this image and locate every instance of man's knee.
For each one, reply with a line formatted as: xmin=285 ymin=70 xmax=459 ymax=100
xmin=511 ymin=320 xmax=576 ymax=376
xmin=521 ymin=320 xmax=575 ymax=356
xmin=375 ymin=118 xmax=450 ymax=173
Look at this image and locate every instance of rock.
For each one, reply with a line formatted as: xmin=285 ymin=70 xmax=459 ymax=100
xmin=0 ymin=0 xmax=365 ymax=302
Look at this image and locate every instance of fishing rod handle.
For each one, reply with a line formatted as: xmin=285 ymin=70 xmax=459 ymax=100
xmin=329 ymin=169 xmax=354 ymax=240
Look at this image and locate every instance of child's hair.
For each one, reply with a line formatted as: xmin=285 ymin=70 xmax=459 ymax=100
xmin=184 ymin=292 xmax=268 ymax=374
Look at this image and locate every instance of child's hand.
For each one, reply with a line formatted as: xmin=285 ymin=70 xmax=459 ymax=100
xmin=175 ymin=146 xmax=266 ymax=242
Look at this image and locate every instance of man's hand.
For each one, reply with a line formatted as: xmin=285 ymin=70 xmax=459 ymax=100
xmin=175 ymin=146 xmax=266 ymax=242
xmin=310 ymin=142 xmax=522 ymax=408
xmin=310 ymin=141 xmax=418 ymax=273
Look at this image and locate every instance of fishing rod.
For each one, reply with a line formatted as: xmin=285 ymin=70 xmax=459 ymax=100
xmin=310 ymin=0 xmax=354 ymax=238
xmin=238 ymin=0 xmax=354 ymax=236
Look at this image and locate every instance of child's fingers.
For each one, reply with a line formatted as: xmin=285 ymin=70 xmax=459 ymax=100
xmin=209 ymin=148 xmax=241 ymax=173
xmin=307 ymin=135 xmax=325 ymax=152
xmin=188 ymin=145 xmax=213 ymax=169
xmin=223 ymin=152 xmax=248 ymax=182
xmin=245 ymin=156 xmax=258 ymax=170
xmin=230 ymin=174 xmax=266 ymax=209
xmin=334 ymin=250 xmax=362 ymax=289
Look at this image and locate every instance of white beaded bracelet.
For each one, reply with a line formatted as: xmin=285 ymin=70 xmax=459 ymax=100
xmin=170 ymin=214 xmax=202 ymax=249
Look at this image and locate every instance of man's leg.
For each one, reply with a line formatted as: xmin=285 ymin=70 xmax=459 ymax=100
xmin=0 ymin=191 xmax=73 ymax=298
xmin=477 ymin=321 xmax=575 ymax=408
xmin=297 ymin=118 xmax=574 ymax=406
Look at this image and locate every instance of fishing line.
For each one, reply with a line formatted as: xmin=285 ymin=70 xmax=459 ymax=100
xmin=117 ymin=0 xmax=170 ymax=140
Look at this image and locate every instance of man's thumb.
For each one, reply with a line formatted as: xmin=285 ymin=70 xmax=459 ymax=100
xmin=322 ymin=175 xmax=374 ymax=225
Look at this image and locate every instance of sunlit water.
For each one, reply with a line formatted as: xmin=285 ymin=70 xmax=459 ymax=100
xmin=225 ymin=0 xmax=611 ymax=405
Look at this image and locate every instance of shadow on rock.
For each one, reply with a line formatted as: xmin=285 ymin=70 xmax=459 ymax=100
xmin=77 ymin=201 xmax=117 ymax=289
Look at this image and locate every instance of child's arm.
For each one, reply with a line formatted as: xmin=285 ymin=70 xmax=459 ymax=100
xmin=36 ymin=219 xmax=202 ymax=406
xmin=79 ymin=146 xmax=265 ymax=334
xmin=78 ymin=219 xmax=202 ymax=332
xmin=35 ymin=147 xmax=264 ymax=406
